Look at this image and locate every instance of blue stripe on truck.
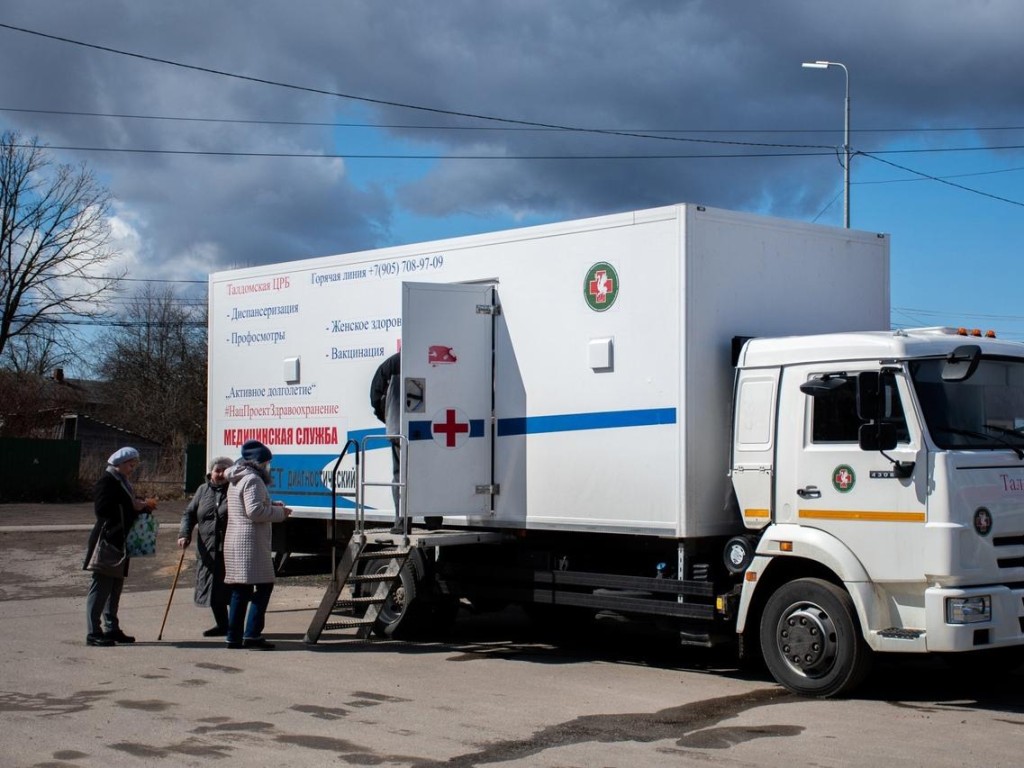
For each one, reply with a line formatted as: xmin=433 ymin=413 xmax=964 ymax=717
xmin=497 ymin=407 xmax=676 ymax=436
xmin=268 ymin=408 xmax=677 ymax=507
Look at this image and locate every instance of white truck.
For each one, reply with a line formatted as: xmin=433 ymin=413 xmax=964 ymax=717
xmin=208 ymin=203 xmax=1024 ymax=696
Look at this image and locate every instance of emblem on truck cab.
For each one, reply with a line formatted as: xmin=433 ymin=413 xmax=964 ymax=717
xmin=973 ymin=507 xmax=993 ymax=536
xmin=832 ymin=465 xmax=856 ymax=493
xmin=584 ymin=262 xmax=619 ymax=311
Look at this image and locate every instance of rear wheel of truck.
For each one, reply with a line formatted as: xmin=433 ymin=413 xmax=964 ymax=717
xmin=358 ymin=557 xmax=421 ymax=639
xmin=760 ymin=578 xmax=872 ymax=697
xmin=358 ymin=552 xmax=457 ymax=639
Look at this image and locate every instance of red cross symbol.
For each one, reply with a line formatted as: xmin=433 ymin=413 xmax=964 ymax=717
xmin=588 ymin=270 xmax=614 ymax=303
xmin=433 ymin=408 xmax=469 ymax=448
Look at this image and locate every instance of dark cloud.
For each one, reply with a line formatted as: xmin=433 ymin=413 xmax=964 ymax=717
xmin=1 ymin=0 xmax=1021 ymax=279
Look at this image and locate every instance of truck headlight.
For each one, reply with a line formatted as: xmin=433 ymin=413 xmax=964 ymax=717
xmin=945 ymin=596 xmax=991 ymax=624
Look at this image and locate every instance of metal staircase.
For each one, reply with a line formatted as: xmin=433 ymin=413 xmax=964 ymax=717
xmin=303 ymin=531 xmax=412 ymax=643
xmin=303 ymin=436 xmax=506 ymax=644
xmin=304 ymin=436 xmax=411 ymax=644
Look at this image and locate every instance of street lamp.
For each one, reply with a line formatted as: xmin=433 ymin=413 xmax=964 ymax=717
xmin=802 ymin=60 xmax=851 ymax=228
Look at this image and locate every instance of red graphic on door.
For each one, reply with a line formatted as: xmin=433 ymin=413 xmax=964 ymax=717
xmin=432 ymin=408 xmax=470 ymax=448
xmin=429 ymin=345 xmax=458 ymax=365
xmin=589 ymin=270 xmax=614 ymax=304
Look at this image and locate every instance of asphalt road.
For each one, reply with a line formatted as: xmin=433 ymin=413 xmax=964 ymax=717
xmin=0 ymin=503 xmax=1022 ymax=767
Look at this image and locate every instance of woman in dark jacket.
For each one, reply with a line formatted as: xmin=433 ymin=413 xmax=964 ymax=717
xmin=177 ymin=456 xmax=233 ymax=636
xmin=83 ymin=447 xmax=148 ymax=647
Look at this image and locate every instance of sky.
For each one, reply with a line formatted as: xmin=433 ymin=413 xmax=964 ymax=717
xmin=1 ymin=1 xmax=1022 ymax=337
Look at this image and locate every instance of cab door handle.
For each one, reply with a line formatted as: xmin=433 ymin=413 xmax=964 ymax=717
xmin=796 ymin=485 xmax=821 ymax=499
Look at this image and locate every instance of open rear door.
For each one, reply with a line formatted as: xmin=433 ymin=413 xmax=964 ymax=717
xmin=402 ymin=282 xmax=496 ymax=519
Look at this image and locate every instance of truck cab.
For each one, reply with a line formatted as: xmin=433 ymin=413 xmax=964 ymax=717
xmin=732 ymin=327 xmax=1024 ymax=695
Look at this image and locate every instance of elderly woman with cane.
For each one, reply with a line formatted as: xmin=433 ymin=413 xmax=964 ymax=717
xmin=223 ymin=440 xmax=291 ymax=650
xmin=177 ymin=456 xmax=234 ymax=637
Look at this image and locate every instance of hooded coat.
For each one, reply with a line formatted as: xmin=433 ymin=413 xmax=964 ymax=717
xmin=223 ymin=461 xmax=287 ymax=585
xmin=178 ymin=476 xmax=229 ymax=606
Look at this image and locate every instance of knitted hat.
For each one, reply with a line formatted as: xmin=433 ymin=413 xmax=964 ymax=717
xmin=208 ymin=455 xmax=234 ymax=471
xmin=107 ymin=447 xmax=140 ymax=466
xmin=240 ymin=440 xmax=272 ymax=464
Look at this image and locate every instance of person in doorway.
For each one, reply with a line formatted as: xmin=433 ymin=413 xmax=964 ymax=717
xmin=83 ymin=447 xmax=151 ymax=646
xmin=223 ymin=440 xmax=291 ymax=650
xmin=370 ymin=351 xmax=403 ymax=533
xmin=177 ymin=456 xmax=233 ymax=637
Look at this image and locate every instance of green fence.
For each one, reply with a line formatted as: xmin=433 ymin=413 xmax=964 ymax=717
xmin=0 ymin=438 xmax=82 ymax=502
xmin=184 ymin=443 xmax=208 ymax=494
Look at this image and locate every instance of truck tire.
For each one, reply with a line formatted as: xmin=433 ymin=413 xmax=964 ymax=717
xmin=759 ymin=578 xmax=872 ymax=697
xmin=359 ymin=552 xmax=459 ymax=639
xmin=358 ymin=557 xmax=420 ymax=639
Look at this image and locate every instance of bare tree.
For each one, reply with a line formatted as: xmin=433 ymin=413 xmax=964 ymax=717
xmin=97 ymin=285 xmax=208 ymax=448
xmin=3 ymin=324 xmax=79 ymax=376
xmin=0 ymin=366 xmax=83 ymax=437
xmin=0 ymin=131 xmax=121 ymax=362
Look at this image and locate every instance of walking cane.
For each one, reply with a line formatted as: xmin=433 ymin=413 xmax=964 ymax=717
xmin=158 ymin=548 xmax=187 ymax=641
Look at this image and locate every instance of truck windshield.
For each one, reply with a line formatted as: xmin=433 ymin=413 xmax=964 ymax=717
xmin=910 ymin=356 xmax=1024 ymax=452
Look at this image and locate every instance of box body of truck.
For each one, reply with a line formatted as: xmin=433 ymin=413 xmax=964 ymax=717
xmin=208 ymin=204 xmax=889 ymax=539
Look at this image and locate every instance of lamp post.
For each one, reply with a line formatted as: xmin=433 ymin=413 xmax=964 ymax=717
xmin=802 ymin=60 xmax=850 ymax=228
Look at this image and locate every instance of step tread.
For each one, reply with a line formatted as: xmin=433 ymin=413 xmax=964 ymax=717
xmin=324 ymin=618 xmax=376 ymax=630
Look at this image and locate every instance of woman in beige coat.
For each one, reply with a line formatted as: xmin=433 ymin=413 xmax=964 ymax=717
xmin=223 ymin=440 xmax=290 ymax=649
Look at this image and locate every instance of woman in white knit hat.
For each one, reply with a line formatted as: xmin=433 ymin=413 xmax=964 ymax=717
xmin=82 ymin=447 xmax=152 ymax=646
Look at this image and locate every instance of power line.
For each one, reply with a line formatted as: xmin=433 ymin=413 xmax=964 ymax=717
xmin=93 ymin=275 xmax=207 ymax=284
xmin=0 ymin=22 xmax=831 ymax=153
xmin=33 ymin=317 xmax=206 ymax=327
xmin=14 ymin=138 xmax=1024 ymax=207
xmin=860 ymin=152 xmax=1024 ymax=208
xmin=4 ymin=24 xmax=1020 ymax=208
xmin=13 ymin=140 xmax=1024 ymax=162
xmin=811 ymin=190 xmax=843 ymax=222
xmin=857 ymin=165 xmax=1024 ymax=185
xmin=5 ymin=105 xmax=1024 ymax=137
xmin=893 ymin=306 xmax=1024 ymax=322
xmin=12 ymin=142 xmax=836 ymax=160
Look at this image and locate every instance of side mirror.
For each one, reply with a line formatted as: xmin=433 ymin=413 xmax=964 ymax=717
xmin=942 ymin=345 xmax=981 ymax=382
xmin=857 ymin=371 xmax=881 ymax=421
xmin=800 ymin=374 xmax=847 ymax=397
xmin=859 ymin=422 xmax=898 ymax=452
xmin=857 ymin=370 xmax=898 ymax=421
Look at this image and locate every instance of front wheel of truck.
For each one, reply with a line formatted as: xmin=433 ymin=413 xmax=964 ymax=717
xmin=760 ymin=578 xmax=872 ymax=697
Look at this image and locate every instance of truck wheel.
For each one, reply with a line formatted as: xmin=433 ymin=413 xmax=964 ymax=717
xmin=359 ymin=557 xmax=420 ymax=639
xmin=759 ymin=578 xmax=872 ymax=697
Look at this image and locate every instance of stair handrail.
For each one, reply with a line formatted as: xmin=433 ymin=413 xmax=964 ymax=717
xmin=360 ymin=433 xmax=409 ymax=539
xmin=329 ymin=439 xmax=360 ymax=568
